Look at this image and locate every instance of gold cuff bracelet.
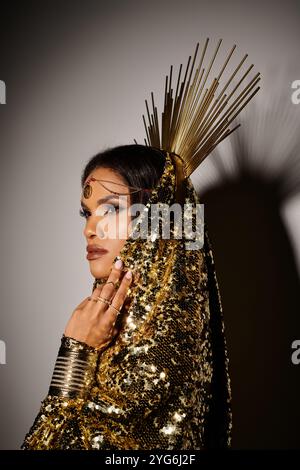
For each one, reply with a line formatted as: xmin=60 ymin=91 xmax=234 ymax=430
xmin=48 ymin=335 xmax=99 ymax=399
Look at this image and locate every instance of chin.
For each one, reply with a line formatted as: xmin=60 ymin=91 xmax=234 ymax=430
xmin=89 ymin=260 xmax=111 ymax=280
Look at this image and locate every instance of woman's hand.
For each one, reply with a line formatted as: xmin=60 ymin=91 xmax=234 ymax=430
xmin=64 ymin=259 xmax=133 ymax=351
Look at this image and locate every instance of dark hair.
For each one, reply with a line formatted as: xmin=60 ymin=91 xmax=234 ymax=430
xmin=81 ymin=144 xmax=166 ymax=206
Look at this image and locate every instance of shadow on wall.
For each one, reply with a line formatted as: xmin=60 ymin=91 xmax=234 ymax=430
xmin=196 ymin=98 xmax=300 ymax=449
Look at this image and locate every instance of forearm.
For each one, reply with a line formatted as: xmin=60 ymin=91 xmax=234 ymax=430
xmin=21 ymin=335 xmax=100 ymax=449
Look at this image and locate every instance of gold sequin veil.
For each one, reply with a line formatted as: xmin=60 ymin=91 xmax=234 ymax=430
xmin=88 ymin=39 xmax=260 ymax=448
xmin=91 ymin=150 xmax=233 ymax=448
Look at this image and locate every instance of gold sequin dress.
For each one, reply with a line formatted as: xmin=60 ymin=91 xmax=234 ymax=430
xmin=21 ymin=151 xmax=232 ymax=450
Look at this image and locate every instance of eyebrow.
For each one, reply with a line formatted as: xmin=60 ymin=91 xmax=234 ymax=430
xmin=80 ymin=194 xmax=120 ymax=210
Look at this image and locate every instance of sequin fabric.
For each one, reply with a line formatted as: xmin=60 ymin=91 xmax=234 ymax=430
xmin=21 ymin=151 xmax=232 ymax=450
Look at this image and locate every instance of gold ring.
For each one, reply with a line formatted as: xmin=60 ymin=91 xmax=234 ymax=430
xmin=97 ymin=296 xmax=111 ymax=306
xmin=110 ymin=304 xmax=121 ymax=315
xmin=105 ymin=281 xmax=118 ymax=288
xmin=94 ymin=280 xmax=107 ymax=289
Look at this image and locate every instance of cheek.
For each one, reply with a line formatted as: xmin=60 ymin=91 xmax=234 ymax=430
xmin=116 ymin=212 xmax=131 ymax=239
xmin=103 ymin=238 xmax=127 ymax=268
xmin=95 ymin=212 xmax=131 ymax=240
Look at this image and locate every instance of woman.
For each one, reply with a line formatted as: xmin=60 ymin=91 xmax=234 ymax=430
xmin=21 ymin=143 xmax=232 ymax=449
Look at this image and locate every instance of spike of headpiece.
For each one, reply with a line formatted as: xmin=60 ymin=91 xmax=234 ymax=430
xmin=134 ymin=38 xmax=261 ymax=203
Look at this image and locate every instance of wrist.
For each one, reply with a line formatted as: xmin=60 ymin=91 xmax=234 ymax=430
xmin=48 ymin=335 xmax=99 ymax=399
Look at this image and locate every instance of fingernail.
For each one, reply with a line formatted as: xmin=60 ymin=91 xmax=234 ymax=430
xmin=125 ymin=270 xmax=132 ymax=279
xmin=115 ymin=259 xmax=123 ymax=269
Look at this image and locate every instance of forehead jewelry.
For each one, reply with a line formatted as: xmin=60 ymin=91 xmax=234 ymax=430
xmin=83 ymin=177 xmax=152 ymax=199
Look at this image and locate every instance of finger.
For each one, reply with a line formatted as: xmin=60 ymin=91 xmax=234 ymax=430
xmin=88 ymin=279 xmax=108 ymax=301
xmin=113 ymin=269 xmax=133 ymax=308
xmin=103 ymin=269 xmax=133 ymax=325
xmin=97 ymin=259 xmax=124 ymax=303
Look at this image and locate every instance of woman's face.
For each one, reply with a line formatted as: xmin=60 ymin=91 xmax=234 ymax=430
xmin=81 ymin=167 xmax=132 ymax=280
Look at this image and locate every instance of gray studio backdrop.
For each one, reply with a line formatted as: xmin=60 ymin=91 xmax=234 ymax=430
xmin=0 ymin=0 xmax=300 ymax=449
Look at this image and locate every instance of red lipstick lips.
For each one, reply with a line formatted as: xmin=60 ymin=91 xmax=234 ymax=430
xmin=86 ymin=244 xmax=109 ymax=260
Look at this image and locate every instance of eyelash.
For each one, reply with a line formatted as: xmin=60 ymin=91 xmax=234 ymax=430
xmin=79 ymin=205 xmax=120 ymax=219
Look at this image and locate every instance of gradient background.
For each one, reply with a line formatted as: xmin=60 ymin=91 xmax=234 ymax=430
xmin=0 ymin=0 xmax=300 ymax=450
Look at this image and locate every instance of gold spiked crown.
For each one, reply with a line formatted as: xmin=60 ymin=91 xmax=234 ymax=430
xmin=134 ymin=38 xmax=261 ymax=203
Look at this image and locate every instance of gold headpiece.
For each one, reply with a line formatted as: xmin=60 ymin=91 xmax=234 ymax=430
xmin=135 ymin=38 xmax=260 ymax=203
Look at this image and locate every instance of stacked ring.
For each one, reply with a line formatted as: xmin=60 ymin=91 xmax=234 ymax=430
xmin=105 ymin=280 xmax=118 ymax=288
xmin=87 ymin=295 xmax=121 ymax=315
xmin=97 ymin=296 xmax=111 ymax=306
xmin=110 ymin=304 xmax=122 ymax=315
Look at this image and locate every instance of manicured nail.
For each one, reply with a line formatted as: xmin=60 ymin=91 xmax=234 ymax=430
xmin=115 ymin=259 xmax=123 ymax=269
xmin=125 ymin=270 xmax=132 ymax=279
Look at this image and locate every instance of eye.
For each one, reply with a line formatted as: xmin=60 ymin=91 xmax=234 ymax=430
xmin=79 ymin=204 xmax=122 ymax=219
xmin=79 ymin=207 xmax=91 ymax=219
xmin=97 ymin=204 xmax=121 ymax=217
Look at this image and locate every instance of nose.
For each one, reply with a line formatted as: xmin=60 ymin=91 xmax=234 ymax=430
xmin=83 ymin=214 xmax=105 ymax=240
